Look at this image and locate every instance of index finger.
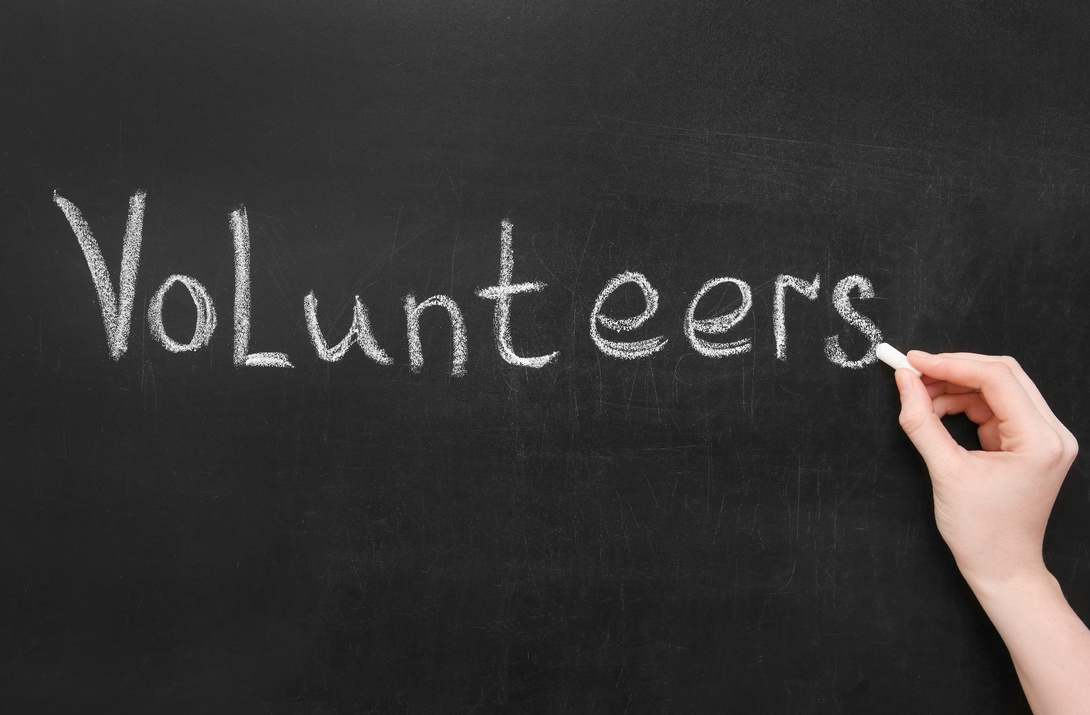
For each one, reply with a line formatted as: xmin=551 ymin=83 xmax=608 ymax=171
xmin=905 ymin=351 xmax=1045 ymax=429
xmin=937 ymin=352 xmax=1063 ymax=425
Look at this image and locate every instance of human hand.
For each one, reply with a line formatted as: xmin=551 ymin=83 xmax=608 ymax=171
xmin=894 ymin=352 xmax=1078 ymax=589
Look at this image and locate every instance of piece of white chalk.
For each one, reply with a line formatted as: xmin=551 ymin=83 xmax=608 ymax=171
xmin=875 ymin=343 xmax=922 ymax=377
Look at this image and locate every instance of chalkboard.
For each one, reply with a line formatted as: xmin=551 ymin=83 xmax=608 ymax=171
xmin=4 ymin=2 xmax=1090 ymax=712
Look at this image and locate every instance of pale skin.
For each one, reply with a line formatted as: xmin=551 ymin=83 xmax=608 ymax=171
xmin=895 ymin=351 xmax=1090 ymax=714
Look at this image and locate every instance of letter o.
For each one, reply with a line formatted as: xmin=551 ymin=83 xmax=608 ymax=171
xmin=148 ymin=274 xmax=218 ymax=353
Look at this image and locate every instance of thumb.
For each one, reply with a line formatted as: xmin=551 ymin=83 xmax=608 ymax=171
xmin=895 ymin=368 xmax=961 ymax=470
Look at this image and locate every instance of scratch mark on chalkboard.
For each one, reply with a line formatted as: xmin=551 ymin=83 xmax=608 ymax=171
xmin=623 ymin=495 xmax=640 ymax=530
xmin=644 ymin=475 xmax=661 ymax=512
xmin=648 ymin=358 xmax=664 ymax=419
xmin=117 ymin=656 xmax=150 ymax=692
xmin=449 ymin=226 xmax=458 ymax=294
xmin=684 ymin=499 xmax=701 ymax=528
xmin=344 ymin=526 xmax=366 ymax=598
xmin=390 ymin=205 xmax=404 ymax=265
xmin=712 ymin=493 xmax=726 ymax=544
xmin=522 ymin=534 xmax=543 ymax=605
xmin=777 ymin=560 xmax=799 ymax=593
xmin=140 ymin=360 xmax=158 ymax=415
xmin=1 ymin=621 xmax=39 ymax=679
xmin=568 ymin=203 xmax=600 ymax=320
xmin=515 ymin=659 xmax=574 ymax=685
xmin=38 ymin=495 xmax=136 ymax=518
xmin=465 ymin=692 xmax=485 ymax=714
xmin=1070 ymin=543 xmax=1089 ymax=584
xmin=530 ymin=232 xmax=573 ymax=296
xmin=600 ymin=114 xmax=852 ymax=150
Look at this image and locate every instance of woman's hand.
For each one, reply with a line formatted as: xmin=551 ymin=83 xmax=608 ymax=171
xmin=894 ymin=351 xmax=1078 ymax=588
xmin=893 ymin=351 xmax=1089 ymax=714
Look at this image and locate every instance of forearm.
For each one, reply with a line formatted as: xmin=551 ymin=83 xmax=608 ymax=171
xmin=966 ymin=565 xmax=1090 ymax=714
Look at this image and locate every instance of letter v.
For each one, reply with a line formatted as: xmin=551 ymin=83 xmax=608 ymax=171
xmin=54 ymin=190 xmax=146 ymax=361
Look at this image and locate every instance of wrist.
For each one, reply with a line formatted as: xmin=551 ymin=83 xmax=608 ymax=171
xmin=947 ymin=538 xmax=1049 ymax=595
xmin=962 ymin=561 xmax=1060 ymax=611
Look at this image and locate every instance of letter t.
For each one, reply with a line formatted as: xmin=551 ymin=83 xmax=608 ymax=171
xmin=476 ymin=220 xmax=558 ymax=368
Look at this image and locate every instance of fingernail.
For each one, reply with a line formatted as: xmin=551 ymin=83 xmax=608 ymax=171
xmin=907 ymin=350 xmax=931 ymax=358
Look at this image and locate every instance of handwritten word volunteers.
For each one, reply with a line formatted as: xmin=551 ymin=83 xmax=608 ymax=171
xmin=54 ymin=191 xmax=882 ymax=374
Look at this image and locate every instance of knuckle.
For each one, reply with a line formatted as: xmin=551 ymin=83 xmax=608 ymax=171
xmin=997 ymin=355 xmax=1022 ymax=372
xmin=1064 ymin=432 xmax=1079 ymax=462
xmin=1038 ymin=430 xmax=1067 ymax=465
xmin=898 ymin=410 xmax=925 ymax=434
xmin=986 ymin=361 xmax=1015 ymax=382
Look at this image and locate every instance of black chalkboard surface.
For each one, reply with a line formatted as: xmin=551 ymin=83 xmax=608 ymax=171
xmin=4 ymin=2 xmax=1090 ymax=712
